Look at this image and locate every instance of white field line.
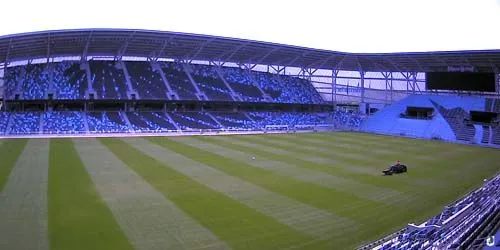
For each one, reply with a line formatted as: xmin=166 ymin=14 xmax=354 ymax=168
xmin=177 ymin=136 xmax=411 ymax=207
xmin=0 ymin=139 xmax=49 ymax=250
xmin=73 ymin=138 xmax=229 ymax=250
xmin=123 ymin=137 xmax=357 ymax=239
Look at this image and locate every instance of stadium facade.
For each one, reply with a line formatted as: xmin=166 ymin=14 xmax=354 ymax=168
xmin=0 ymin=29 xmax=499 ymax=249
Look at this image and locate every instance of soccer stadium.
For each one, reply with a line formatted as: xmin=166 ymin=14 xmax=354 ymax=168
xmin=0 ymin=13 xmax=500 ymax=250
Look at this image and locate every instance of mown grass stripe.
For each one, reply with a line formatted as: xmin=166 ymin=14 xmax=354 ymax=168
xmin=249 ymin=134 xmax=495 ymax=185
xmin=177 ymin=136 xmax=404 ymax=206
xmin=283 ymin=134 xmax=440 ymax=162
xmin=74 ymin=138 xmax=228 ymax=250
xmin=124 ymin=137 xmax=354 ymax=239
xmin=148 ymin=136 xmax=418 ymax=249
xmin=101 ymin=137 xmax=311 ymax=250
xmin=0 ymin=139 xmax=28 ymax=191
xmin=48 ymin=139 xmax=133 ymax=250
xmin=215 ymin=135 xmax=424 ymax=194
xmin=0 ymin=139 xmax=49 ymax=250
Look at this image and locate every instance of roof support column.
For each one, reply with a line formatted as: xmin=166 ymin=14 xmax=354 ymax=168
xmin=332 ymin=70 xmax=339 ymax=107
xmin=360 ymin=70 xmax=365 ymax=103
xmin=382 ymin=72 xmax=391 ymax=104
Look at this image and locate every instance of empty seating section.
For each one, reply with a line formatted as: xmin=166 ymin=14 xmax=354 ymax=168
xmin=253 ymin=72 xmax=323 ymax=104
xmin=10 ymin=112 xmax=41 ymax=134
xmin=221 ymin=67 xmax=265 ymax=102
xmin=334 ymin=110 xmax=363 ymax=128
xmin=4 ymin=66 xmax=23 ymax=99
xmin=160 ymin=62 xmax=198 ymax=100
xmin=373 ymin=175 xmax=500 ymax=250
xmin=492 ymin=127 xmax=500 ymax=145
xmin=210 ymin=112 xmax=255 ymax=129
xmin=431 ymin=101 xmax=475 ymax=142
xmin=139 ymin=112 xmax=178 ymax=130
xmin=127 ymin=112 xmax=176 ymax=131
xmin=89 ymin=61 xmax=128 ymax=99
xmin=168 ymin=112 xmax=220 ymax=130
xmin=43 ymin=112 xmax=86 ymax=133
xmin=0 ymin=112 xmax=10 ymax=134
xmin=87 ymin=112 xmax=130 ymax=133
xmin=23 ymin=64 xmax=50 ymax=99
xmin=5 ymin=64 xmax=50 ymax=99
xmin=126 ymin=62 xmax=168 ymax=99
xmin=248 ymin=112 xmax=330 ymax=128
xmin=3 ymin=61 xmax=324 ymax=104
xmin=190 ymin=64 xmax=233 ymax=101
xmin=53 ymin=61 xmax=87 ymax=99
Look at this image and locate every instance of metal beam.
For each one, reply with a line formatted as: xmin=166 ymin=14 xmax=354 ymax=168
xmin=82 ymin=31 xmax=93 ymax=60
xmin=217 ymin=41 xmax=248 ymax=62
xmin=253 ymin=47 xmax=281 ymax=65
xmin=304 ymin=54 xmax=337 ymax=70
xmin=187 ymin=38 xmax=216 ymax=61
xmin=116 ymin=31 xmax=137 ymax=60
xmin=3 ymin=38 xmax=13 ymax=65
xmin=156 ymin=35 xmax=176 ymax=60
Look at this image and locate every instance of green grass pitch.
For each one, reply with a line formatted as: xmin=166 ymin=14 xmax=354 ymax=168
xmin=0 ymin=132 xmax=499 ymax=250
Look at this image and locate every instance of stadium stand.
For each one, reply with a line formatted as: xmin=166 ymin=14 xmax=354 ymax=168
xmin=0 ymin=112 xmax=10 ymax=134
xmin=126 ymin=61 xmax=168 ymax=100
xmin=360 ymin=95 xmax=496 ymax=142
xmin=87 ymin=112 xmax=130 ymax=133
xmin=252 ymin=72 xmax=324 ymax=104
xmin=220 ymin=67 xmax=267 ymax=102
xmin=4 ymin=64 xmax=50 ymax=100
xmin=89 ymin=61 xmax=129 ymax=99
xmin=8 ymin=112 xmax=41 ymax=134
xmin=365 ymin=175 xmax=500 ymax=250
xmin=52 ymin=61 xmax=88 ymax=99
xmin=42 ymin=111 xmax=86 ymax=133
xmin=168 ymin=112 xmax=222 ymax=130
xmin=209 ymin=112 xmax=256 ymax=130
xmin=189 ymin=64 xmax=234 ymax=101
xmin=160 ymin=62 xmax=199 ymax=100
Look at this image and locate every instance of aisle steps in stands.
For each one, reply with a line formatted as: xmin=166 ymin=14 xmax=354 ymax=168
xmin=46 ymin=64 xmax=55 ymax=98
xmin=244 ymin=112 xmax=256 ymax=123
xmin=119 ymin=111 xmax=133 ymax=132
xmin=473 ymin=124 xmax=482 ymax=144
xmin=163 ymin=112 xmax=181 ymax=131
xmin=119 ymin=61 xmax=138 ymax=99
xmin=481 ymin=126 xmax=490 ymax=144
xmin=214 ymin=66 xmax=242 ymax=101
xmin=4 ymin=114 xmax=14 ymax=134
xmin=39 ymin=114 xmax=44 ymax=134
xmin=245 ymin=69 xmax=273 ymax=101
xmin=82 ymin=113 xmax=89 ymax=132
xmin=14 ymin=66 xmax=26 ymax=99
xmin=151 ymin=61 xmax=179 ymax=100
xmin=489 ymin=126 xmax=494 ymax=144
xmin=82 ymin=61 xmax=96 ymax=98
xmin=206 ymin=112 xmax=225 ymax=129
xmin=181 ymin=64 xmax=207 ymax=100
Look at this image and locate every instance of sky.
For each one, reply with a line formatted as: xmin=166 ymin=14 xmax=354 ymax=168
xmin=1 ymin=0 xmax=500 ymax=53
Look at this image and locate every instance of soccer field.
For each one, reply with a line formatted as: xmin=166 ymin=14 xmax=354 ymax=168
xmin=0 ymin=132 xmax=499 ymax=250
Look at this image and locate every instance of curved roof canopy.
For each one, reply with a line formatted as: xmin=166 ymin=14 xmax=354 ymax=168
xmin=1 ymin=28 xmax=500 ymax=72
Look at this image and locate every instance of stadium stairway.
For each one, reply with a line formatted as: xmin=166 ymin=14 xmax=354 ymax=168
xmin=214 ymin=66 xmax=242 ymax=101
xmin=119 ymin=111 xmax=134 ymax=132
xmin=181 ymin=64 xmax=208 ymax=101
xmin=151 ymin=61 xmax=179 ymax=100
xmin=473 ymin=124 xmax=483 ymax=144
xmin=206 ymin=112 xmax=225 ymax=129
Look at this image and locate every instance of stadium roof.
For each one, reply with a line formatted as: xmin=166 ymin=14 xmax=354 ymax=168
xmin=1 ymin=28 xmax=500 ymax=72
